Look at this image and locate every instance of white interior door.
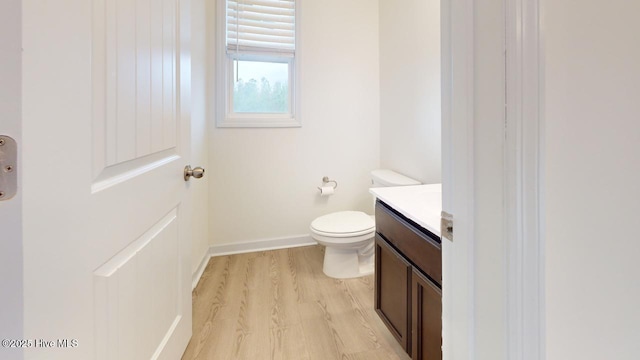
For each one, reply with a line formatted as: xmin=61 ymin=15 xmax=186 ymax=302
xmin=21 ymin=1 xmax=193 ymax=359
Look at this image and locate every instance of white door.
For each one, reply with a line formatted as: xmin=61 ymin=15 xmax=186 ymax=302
xmin=21 ymin=1 xmax=194 ymax=359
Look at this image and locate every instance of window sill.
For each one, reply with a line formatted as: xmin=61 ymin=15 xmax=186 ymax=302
xmin=216 ymin=116 xmax=301 ymax=128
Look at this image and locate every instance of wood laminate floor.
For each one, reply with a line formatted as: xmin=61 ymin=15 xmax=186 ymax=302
xmin=182 ymin=245 xmax=410 ymax=360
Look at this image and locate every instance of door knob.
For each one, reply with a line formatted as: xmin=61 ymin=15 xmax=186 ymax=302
xmin=184 ymin=165 xmax=205 ymax=181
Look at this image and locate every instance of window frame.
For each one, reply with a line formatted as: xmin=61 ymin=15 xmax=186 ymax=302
xmin=216 ymin=0 xmax=301 ymax=128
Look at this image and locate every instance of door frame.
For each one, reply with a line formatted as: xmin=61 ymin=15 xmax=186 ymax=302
xmin=440 ymin=0 xmax=476 ymax=358
xmin=504 ymin=0 xmax=545 ymax=358
xmin=0 ymin=1 xmax=24 ymax=358
xmin=441 ymin=0 xmax=545 ymax=359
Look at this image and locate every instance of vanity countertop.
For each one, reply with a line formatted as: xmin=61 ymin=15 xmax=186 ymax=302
xmin=369 ymin=184 xmax=442 ymax=237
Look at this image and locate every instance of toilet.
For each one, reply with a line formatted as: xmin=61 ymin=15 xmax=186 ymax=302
xmin=310 ymin=169 xmax=421 ymax=279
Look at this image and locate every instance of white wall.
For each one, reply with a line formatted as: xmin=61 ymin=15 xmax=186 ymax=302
xmin=544 ymin=1 xmax=640 ymax=358
xmin=379 ymin=0 xmax=441 ymax=184
xmin=190 ymin=0 xmax=211 ymax=276
xmin=208 ymin=0 xmax=380 ymax=246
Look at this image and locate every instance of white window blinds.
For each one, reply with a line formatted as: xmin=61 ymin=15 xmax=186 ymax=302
xmin=226 ymin=0 xmax=295 ymax=55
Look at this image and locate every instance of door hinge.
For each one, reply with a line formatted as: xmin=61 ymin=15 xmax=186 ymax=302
xmin=0 ymin=135 xmax=17 ymax=201
xmin=441 ymin=211 xmax=453 ymax=242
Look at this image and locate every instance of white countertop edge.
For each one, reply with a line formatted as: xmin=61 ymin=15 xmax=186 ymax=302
xmin=369 ymin=184 xmax=443 ymax=237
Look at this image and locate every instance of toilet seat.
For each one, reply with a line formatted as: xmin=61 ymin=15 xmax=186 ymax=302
xmin=310 ymin=211 xmax=375 ymax=238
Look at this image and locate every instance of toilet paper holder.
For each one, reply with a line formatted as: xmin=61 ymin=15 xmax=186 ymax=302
xmin=318 ymin=176 xmax=338 ymax=191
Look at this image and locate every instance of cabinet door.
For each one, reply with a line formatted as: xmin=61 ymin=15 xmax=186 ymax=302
xmin=411 ymin=268 xmax=442 ymax=360
xmin=375 ymin=234 xmax=412 ymax=352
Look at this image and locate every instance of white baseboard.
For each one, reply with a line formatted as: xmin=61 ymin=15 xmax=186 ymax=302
xmin=192 ymin=250 xmax=212 ymax=291
xmin=191 ymin=234 xmax=317 ymax=290
xmin=210 ymin=234 xmax=317 ymax=257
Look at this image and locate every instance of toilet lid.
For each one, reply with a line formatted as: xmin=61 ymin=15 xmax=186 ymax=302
xmin=311 ymin=211 xmax=375 ymax=235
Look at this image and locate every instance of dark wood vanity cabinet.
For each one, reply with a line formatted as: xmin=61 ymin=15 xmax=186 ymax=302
xmin=375 ymin=234 xmax=412 ymax=350
xmin=411 ymin=268 xmax=442 ymax=360
xmin=374 ymin=200 xmax=442 ymax=360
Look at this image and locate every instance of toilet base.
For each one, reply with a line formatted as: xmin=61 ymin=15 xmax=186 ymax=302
xmin=322 ymin=240 xmax=375 ymax=279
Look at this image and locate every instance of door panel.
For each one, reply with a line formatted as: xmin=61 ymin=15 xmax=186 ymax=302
xmin=91 ymin=0 xmax=190 ymax=358
xmin=94 ymin=209 xmax=181 ymax=360
xmin=92 ymin=0 xmax=178 ymax=181
xmin=21 ymin=0 xmax=192 ymax=359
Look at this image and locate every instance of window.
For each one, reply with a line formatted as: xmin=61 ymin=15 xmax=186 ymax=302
xmin=217 ymin=0 xmax=299 ymax=127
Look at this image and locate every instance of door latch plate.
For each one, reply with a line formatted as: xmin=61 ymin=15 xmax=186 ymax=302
xmin=0 ymin=135 xmax=17 ymax=201
xmin=441 ymin=211 xmax=453 ymax=242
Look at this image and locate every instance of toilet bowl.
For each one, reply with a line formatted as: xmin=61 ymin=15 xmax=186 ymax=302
xmin=310 ymin=211 xmax=376 ymax=279
xmin=310 ymin=169 xmax=421 ymax=279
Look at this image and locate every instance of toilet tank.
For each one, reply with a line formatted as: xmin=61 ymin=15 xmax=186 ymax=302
xmin=370 ymin=169 xmax=421 ymax=187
